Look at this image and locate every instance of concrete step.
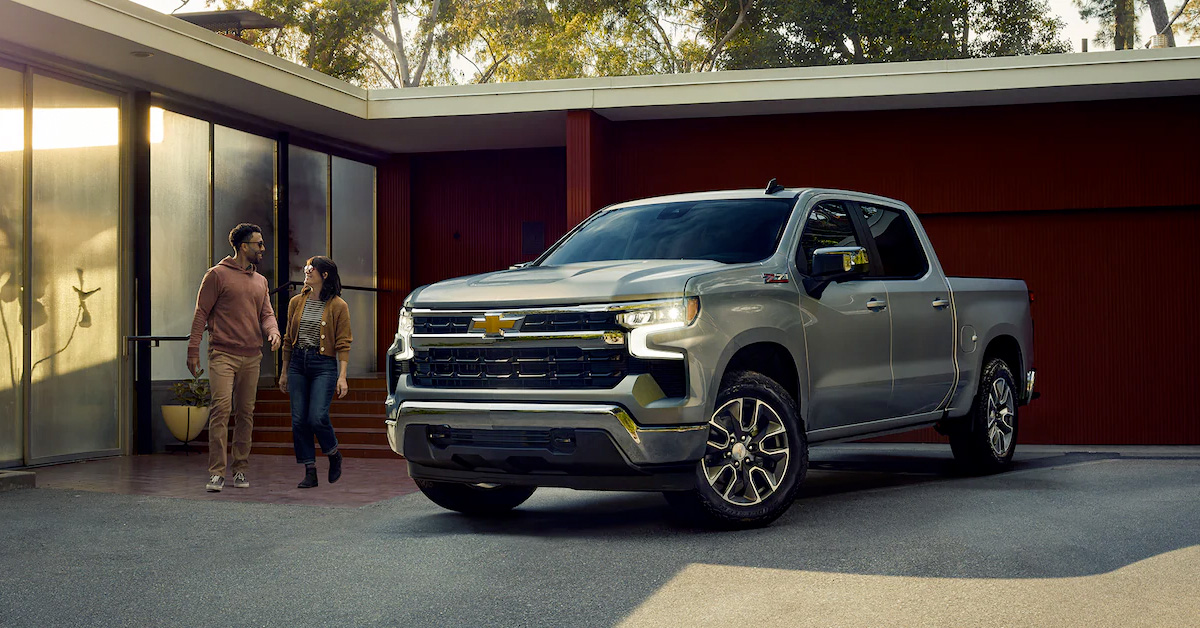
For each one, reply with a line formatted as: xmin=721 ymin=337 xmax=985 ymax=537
xmin=192 ymin=439 xmax=399 ymax=459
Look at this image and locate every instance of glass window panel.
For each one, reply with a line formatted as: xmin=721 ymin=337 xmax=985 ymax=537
xmin=29 ymin=74 xmax=120 ymax=460
xmin=288 ymin=146 xmax=328 ymax=282
xmin=0 ymin=66 xmax=23 ymax=465
xmin=858 ymin=203 xmax=929 ymax=279
xmin=330 ymin=157 xmax=375 ymax=375
xmin=213 ymin=125 xmax=277 ymax=376
xmin=150 ymin=108 xmax=210 ymax=381
xmin=797 ymin=201 xmax=859 ymax=274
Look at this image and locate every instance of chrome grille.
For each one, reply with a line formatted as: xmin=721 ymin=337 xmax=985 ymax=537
xmin=412 ymin=347 xmax=626 ymax=389
xmin=413 ymin=311 xmax=618 ymax=335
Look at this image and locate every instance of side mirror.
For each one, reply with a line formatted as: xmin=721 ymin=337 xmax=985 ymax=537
xmin=508 ymin=261 xmax=533 ymax=270
xmin=803 ymin=246 xmax=870 ymax=299
xmin=811 ymin=246 xmax=870 ymax=279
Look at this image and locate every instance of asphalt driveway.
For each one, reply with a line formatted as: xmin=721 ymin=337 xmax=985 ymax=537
xmin=1 ymin=444 xmax=1196 ymax=627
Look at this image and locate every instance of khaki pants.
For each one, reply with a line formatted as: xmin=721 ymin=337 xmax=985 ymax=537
xmin=207 ymin=350 xmax=263 ymax=477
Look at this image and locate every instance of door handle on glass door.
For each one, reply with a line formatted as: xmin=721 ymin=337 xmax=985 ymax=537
xmin=932 ymin=299 xmax=950 ymax=309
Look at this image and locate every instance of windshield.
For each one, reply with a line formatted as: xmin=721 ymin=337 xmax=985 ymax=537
xmin=540 ymin=198 xmax=795 ymax=265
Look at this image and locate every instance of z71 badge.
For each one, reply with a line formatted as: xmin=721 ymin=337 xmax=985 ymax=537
xmin=763 ymin=273 xmax=790 ymax=284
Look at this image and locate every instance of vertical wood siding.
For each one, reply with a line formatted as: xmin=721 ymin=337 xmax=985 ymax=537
xmin=409 ymin=148 xmax=567 ymax=289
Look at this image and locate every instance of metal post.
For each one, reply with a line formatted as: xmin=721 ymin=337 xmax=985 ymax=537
xmin=132 ymin=92 xmax=152 ymax=454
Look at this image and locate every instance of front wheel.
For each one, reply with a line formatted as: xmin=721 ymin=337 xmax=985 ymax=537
xmin=949 ymin=357 xmax=1019 ymax=473
xmin=664 ymin=370 xmax=807 ymax=529
xmin=415 ymin=479 xmax=537 ymax=515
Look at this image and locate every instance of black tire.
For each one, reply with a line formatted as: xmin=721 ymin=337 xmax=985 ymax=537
xmin=415 ymin=479 xmax=537 ymax=515
xmin=949 ymin=357 xmax=1019 ymax=474
xmin=663 ymin=370 xmax=807 ymax=529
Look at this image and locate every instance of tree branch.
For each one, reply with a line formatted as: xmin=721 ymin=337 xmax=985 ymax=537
xmin=411 ymin=0 xmax=443 ymax=87
xmin=356 ymin=44 xmax=400 ymax=88
xmin=388 ymin=0 xmax=413 ymax=86
xmin=479 ymin=53 xmax=511 ymax=83
xmin=701 ymin=0 xmax=755 ymax=71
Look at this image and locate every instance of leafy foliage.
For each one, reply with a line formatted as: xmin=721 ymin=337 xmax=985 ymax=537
xmin=171 ymin=370 xmax=212 ymax=407
xmin=215 ymin=0 xmax=1073 ymax=86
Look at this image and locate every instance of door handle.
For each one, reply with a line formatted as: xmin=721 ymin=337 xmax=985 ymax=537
xmin=866 ymin=299 xmax=887 ymax=311
xmin=931 ymin=298 xmax=950 ymax=309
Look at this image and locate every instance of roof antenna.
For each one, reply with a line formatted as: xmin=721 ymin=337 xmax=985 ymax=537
xmin=765 ymin=178 xmax=784 ymax=194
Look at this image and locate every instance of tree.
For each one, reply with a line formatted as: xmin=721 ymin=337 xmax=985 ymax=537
xmin=229 ymin=0 xmax=446 ymax=87
xmin=721 ymin=0 xmax=1069 ymax=69
xmin=1073 ymin=0 xmax=1185 ymax=49
xmin=224 ymin=0 xmax=1072 ymax=87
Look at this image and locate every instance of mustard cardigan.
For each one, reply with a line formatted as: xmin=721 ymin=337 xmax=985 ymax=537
xmin=282 ymin=287 xmax=352 ymax=363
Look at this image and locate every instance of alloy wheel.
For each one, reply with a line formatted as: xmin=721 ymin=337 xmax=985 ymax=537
xmin=702 ymin=397 xmax=791 ymax=506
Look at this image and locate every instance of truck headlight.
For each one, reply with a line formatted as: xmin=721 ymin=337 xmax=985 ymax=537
xmin=619 ymin=297 xmax=699 ymax=360
xmin=393 ymin=307 xmax=414 ymax=361
xmin=617 ymin=297 xmax=700 ymax=329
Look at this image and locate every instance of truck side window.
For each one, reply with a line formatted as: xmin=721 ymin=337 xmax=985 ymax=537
xmin=797 ymin=201 xmax=859 ymax=274
xmin=858 ymin=203 xmax=929 ymax=278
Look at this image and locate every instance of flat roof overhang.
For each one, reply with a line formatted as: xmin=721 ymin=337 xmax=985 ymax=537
xmin=3 ymin=0 xmax=1200 ymax=154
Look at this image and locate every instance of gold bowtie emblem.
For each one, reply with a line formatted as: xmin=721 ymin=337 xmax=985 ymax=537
xmin=471 ymin=315 xmax=519 ymax=336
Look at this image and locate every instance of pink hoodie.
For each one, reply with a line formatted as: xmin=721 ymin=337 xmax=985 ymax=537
xmin=187 ymin=257 xmax=280 ymax=360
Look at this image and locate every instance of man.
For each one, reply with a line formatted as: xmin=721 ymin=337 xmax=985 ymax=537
xmin=188 ymin=223 xmax=281 ymax=492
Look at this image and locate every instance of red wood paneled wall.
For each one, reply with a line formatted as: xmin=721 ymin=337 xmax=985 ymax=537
xmin=409 ymin=148 xmax=568 ymax=289
xmin=604 ymin=97 xmax=1200 ymax=215
xmin=566 ymin=110 xmax=611 ymax=227
xmin=376 ymin=155 xmax=410 ymax=371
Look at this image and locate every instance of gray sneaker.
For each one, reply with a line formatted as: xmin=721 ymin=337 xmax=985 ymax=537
xmin=232 ymin=472 xmax=249 ymax=489
xmin=206 ymin=475 xmax=224 ymax=492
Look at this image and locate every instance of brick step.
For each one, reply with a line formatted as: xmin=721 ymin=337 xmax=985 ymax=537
xmin=247 ymin=414 xmax=386 ymax=429
xmin=192 ymin=440 xmax=400 ymax=459
xmin=254 ymin=400 xmax=386 ymax=414
xmin=255 ymin=389 xmax=386 ymax=402
xmin=202 ymin=423 xmax=387 ymax=442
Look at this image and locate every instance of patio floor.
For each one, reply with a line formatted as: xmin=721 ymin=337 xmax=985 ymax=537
xmin=28 ymin=452 xmax=419 ymax=508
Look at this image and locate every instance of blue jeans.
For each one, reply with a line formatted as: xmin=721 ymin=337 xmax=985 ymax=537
xmin=288 ymin=347 xmax=339 ymax=464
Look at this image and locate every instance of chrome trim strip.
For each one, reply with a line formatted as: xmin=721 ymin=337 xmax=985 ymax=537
xmin=412 ymin=331 xmax=609 ymax=341
xmin=412 ymin=298 xmax=685 ymax=316
xmin=398 ymin=401 xmax=707 ymax=445
xmin=1025 ymin=369 xmax=1036 ymax=401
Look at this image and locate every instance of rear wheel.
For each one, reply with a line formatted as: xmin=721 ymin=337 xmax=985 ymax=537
xmin=415 ymin=479 xmax=537 ymax=515
xmin=949 ymin=357 xmax=1019 ymax=473
xmin=664 ymin=370 xmax=807 ymax=529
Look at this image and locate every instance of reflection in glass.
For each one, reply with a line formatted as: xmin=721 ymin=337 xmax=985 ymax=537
xmin=331 ymin=157 xmax=376 ymax=375
xmin=214 ymin=125 xmax=277 ymax=376
xmin=0 ymin=66 xmax=23 ymax=465
xmin=29 ymin=74 xmax=120 ymax=460
xmin=151 ymin=109 xmax=210 ymax=380
xmin=288 ymin=146 xmax=328 ymax=282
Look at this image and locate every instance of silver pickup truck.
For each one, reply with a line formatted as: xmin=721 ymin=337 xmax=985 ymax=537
xmin=385 ymin=185 xmax=1037 ymax=528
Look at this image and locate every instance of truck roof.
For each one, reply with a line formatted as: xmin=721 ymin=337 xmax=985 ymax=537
xmin=602 ymin=187 xmax=908 ymax=211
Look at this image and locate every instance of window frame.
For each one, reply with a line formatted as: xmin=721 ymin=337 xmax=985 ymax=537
xmin=794 ymin=198 xmax=868 ymax=277
xmin=849 ymin=201 xmax=930 ymax=281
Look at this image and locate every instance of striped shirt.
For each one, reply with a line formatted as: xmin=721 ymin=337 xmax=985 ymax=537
xmin=296 ymin=298 xmax=326 ymax=349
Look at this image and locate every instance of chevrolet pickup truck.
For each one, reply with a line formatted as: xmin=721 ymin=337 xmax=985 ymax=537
xmin=385 ymin=185 xmax=1036 ymax=528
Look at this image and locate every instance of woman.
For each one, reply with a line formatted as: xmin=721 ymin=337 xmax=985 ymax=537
xmin=279 ymin=256 xmax=352 ymax=488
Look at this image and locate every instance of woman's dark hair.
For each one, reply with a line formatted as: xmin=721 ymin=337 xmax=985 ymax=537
xmin=307 ymin=256 xmax=342 ymax=301
xmin=229 ymin=223 xmax=262 ymax=249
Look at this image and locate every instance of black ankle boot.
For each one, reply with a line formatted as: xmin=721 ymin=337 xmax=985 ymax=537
xmin=298 ymin=467 xmax=318 ymax=489
xmin=328 ymin=452 xmax=343 ymax=484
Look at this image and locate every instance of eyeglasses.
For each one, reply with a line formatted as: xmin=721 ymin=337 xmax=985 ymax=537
xmin=243 ymin=240 xmax=266 ymax=249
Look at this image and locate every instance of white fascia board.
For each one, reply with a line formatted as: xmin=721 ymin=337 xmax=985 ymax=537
xmin=365 ymin=48 xmax=1200 ymax=120
xmin=13 ymin=0 xmax=367 ymax=117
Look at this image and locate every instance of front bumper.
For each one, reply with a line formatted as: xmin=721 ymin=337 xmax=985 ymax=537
xmin=385 ymin=400 xmax=708 ymax=491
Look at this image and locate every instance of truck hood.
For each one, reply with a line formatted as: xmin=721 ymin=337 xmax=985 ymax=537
xmin=413 ymin=259 xmax=726 ymax=308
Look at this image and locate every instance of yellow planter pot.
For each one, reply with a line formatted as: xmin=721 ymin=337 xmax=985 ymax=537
xmin=161 ymin=405 xmax=209 ymax=442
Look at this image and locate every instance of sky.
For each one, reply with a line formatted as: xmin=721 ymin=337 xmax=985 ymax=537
xmin=132 ymin=0 xmax=1194 ymax=65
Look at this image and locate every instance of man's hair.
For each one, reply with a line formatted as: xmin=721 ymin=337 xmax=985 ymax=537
xmin=306 ymin=256 xmax=342 ymax=301
xmin=229 ymin=223 xmax=262 ymax=249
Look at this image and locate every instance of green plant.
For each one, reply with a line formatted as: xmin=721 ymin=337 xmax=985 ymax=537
xmin=170 ymin=369 xmax=211 ymax=407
